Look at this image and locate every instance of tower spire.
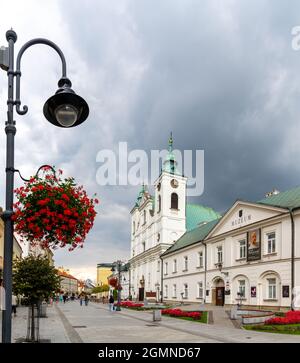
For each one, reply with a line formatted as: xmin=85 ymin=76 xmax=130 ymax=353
xmin=168 ymin=132 xmax=173 ymax=152
xmin=162 ymin=132 xmax=178 ymax=175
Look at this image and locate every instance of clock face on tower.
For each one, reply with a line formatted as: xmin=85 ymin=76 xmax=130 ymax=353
xmin=170 ymin=179 xmax=178 ymax=188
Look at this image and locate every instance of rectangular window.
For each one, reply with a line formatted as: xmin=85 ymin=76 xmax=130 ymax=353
xmin=184 ymin=283 xmax=188 ymax=299
xmin=198 ymin=251 xmax=203 ymax=268
xmin=164 ymin=262 xmax=168 ymax=275
xmin=217 ymin=246 xmax=223 ymax=263
xmin=268 ymin=278 xmax=276 ymax=299
xmin=164 ymin=285 xmax=168 ymax=299
xmin=183 ymin=256 xmax=188 ymax=271
xmin=197 ymin=282 xmax=203 ymax=299
xmin=239 ymin=240 xmax=246 ymax=259
xmin=173 ymin=284 xmax=177 ymax=298
xmin=173 ymin=259 xmax=177 ymax=273
xmin=239 ymin=280 xmax=246 ymax=298
xmin=267 ymin=232 xmax=276 ymax=254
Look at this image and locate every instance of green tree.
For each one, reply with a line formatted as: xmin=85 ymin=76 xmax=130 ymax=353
xmin=92 ymin=284 xmax=109 ymax=294
xmin=13 ymin=255 xmax=61 ymax=342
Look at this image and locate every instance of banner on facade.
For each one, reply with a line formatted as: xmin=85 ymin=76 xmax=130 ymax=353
xmin=247 ymin=229 xmax=261 ymax=261
xmin=251 ymin=286 xmax=257 ymax=298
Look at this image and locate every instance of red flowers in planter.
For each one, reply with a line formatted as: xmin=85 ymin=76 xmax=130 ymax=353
xmin=265 ymin=310 xmax=300 ymax=325
xmin=108 ymin=277 xmax=118 ymax=287
xmin=120 ymin=301 xmax=144 ymax=308
xmin=12 ymin=166 xmax=99 ymax=251
xmin=162 ymin=308 xmax=202 ymax=320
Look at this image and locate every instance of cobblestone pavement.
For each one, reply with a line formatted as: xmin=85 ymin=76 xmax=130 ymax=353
xmin=2 ymin=301 xmax=300 ymax=343
xmin=0 ymin=303 xmax=70 ymax=343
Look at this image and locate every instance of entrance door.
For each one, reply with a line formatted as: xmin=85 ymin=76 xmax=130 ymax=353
xmin=138 ymin=288 xmax=144 ymax=301
xmin=216 ymin=287 xmax=225 ymax=306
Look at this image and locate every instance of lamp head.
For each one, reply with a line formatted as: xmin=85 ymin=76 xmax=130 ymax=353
xmin=43 ymin=77 xmax=89 ymax=128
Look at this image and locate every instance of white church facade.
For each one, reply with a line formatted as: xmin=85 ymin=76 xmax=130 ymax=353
xmin=128 ymin=136 xmax=220 ymax=302
xmin=129 ymin=137 xmax=300 ymax=310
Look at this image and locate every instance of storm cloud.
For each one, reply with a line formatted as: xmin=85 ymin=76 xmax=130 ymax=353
xmin=1 ymin=0 xmax=300 ymax=280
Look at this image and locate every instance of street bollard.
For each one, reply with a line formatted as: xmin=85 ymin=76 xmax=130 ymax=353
xmin=153 ymin=309 xmax=161 ymax=322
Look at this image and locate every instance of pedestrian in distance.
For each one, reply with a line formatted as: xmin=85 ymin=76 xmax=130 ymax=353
xmin=85 ymin=294 xmax=89 ymax=306
xmin=63 ymin=294 xmax=67 ymax=304
xmin=79 ymin=294 xmax=83 ymax=306
xmin=12 ymin=294 xmax=17 ymax=317
xmin=109 ymin=295 xmax=114 ymax=312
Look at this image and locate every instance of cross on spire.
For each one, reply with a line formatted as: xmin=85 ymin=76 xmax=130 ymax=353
xmin=168 ymin=132 xmax=173 ymax=152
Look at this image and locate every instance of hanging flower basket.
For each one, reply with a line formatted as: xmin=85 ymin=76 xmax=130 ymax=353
xmin=12 ymin=166 xmax=99 ymax=251
xmin=108 ymin=277 xmax=118 ymax=287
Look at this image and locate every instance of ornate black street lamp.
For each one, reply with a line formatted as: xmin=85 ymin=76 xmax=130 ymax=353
xmin=0 ymin=29 xmax=89 ymax=343
xmin=111 ymin=260 xmax=122 ymax=311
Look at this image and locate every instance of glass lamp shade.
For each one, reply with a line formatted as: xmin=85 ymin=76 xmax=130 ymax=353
xmin=43 ymin=89 xmax=89 ymax=128
xmin=55 ymin=104 xmax=78 ymax=127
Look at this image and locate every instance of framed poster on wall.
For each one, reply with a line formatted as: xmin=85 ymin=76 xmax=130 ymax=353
xmin=251 ymin=286 xmax=257 ymax=298
xmin=247 ymin=229 xmax=261 ymax=261
xmin=282 ymin=285 xmax=289 ymax=298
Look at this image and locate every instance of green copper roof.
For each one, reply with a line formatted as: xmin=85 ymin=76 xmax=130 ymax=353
xmin=162 ymin=218 xmax=221 ymax=256
xmin=258 ymin=185 xmax=300 ymax=210
xmin=186 ymin=203 xmax=221 ymax=231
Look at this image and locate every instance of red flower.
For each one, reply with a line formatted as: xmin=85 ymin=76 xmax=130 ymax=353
xmin=13 ymin=167 xmax=98 ymax=251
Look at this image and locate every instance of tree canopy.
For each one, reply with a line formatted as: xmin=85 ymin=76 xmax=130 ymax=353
xmin=13 ymin=255 xmax=61 ymax=304
xmin=92 ymin=284 xmax=110 ymax=294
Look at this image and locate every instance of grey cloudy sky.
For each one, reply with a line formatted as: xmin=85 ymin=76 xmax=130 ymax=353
xmin=1 ymin=0 xmax=300 ymax=280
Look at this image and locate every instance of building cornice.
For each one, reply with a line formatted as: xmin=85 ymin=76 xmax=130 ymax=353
xmin=129 ymin=243 xmax=172 ymax=265
xmin=162 ymin=211 xmax=290 ymax=259
xmin=163 ymin=257 xmax=300 ymax=281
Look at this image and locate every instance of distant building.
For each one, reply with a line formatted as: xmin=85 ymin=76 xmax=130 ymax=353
xmin=57 ymin=267 xmax=79 ymax=294
xmin=97 ymin=263 xmax=114 ymax=287
xmin=28 ymin=243 xmax=54 ymax=266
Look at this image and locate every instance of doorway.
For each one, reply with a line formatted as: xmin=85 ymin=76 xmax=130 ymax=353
xmin=216 ymin=287 xmax=225 ymax=306
xmin=138 ymin=287 xmax=144 ymax=301
xmin=213 ymin=278 xmax=225 ymax=306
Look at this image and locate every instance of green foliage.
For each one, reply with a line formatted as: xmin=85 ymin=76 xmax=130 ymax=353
xmin=13 ymin=255 xmax=61 ymax=304
xmin=113 ymin=289 xmax=118 ymax=300
xmin=92 ymin=284 xmax=109 ymax=294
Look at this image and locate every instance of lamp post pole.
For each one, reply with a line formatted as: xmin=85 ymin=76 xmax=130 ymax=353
xmin=0 ymin=29 xmax=89 ymax=343
xmin=116 ymin=260 xmax=121 ymax=311
xmin=2 ymin=29 xmax=19 ymax=344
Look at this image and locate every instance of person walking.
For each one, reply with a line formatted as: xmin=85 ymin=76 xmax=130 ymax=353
xmin=63 ymin=293 xmax=67 ymax=304
xmin=79 ymin=294 xmax=83 ymax=306
xmin=108 ymin=295 xmax=114 ymax=312
xmin=11 ymin=294 xmax=17 ymax=317
xmin=85 ymin=294 xmax=89 ymax=306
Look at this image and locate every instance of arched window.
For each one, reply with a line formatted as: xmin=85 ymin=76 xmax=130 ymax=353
xmin=171 ymin=193 xmax=178 ymax=209
xmin=157 ymin=195 xmax=161 ymax=213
